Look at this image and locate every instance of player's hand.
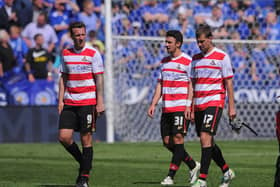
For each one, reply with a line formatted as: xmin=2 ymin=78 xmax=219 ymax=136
xmin=191 ymin=111 xmax=195 ymax=123
xmin=28 ymin=74 xmax=35 ymax=82
xmin=58 ymin=102 xmax=64 ymax=114
xmin=184 ymin=106 xmax=191 ymax=120
xmin=147 ymin=105 xmax=155 ymax=118
xmin=228 ymin=107 xmax=236 ymax=121
xmin=96 ymin=103 xmax=105 ymax=117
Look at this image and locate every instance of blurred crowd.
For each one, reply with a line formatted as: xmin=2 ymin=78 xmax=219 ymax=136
xmin=112 ymin=0 xmax=280 ymax=91
xmin=0 ymin=0 xmax=279 ymax=105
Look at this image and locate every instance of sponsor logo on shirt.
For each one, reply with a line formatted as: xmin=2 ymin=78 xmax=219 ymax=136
xmin=32 ymin=51 xmax=46 ymax=58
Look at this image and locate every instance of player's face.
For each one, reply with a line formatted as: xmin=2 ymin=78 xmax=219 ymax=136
xmin=165 ymin=36 xmax=180 ymax=55
xmin=71 ymin=27 xmax=86 ymax=50
xmin=196 ymin=34 xmax=213 ymax=54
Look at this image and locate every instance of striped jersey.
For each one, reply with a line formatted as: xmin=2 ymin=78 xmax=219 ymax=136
xmin=191 ymin=47 xmax=233 ymax=111
xmin=158 ymin=52 xmax=192 ymax=113
xmin=61 ymin=44 xmax=104 ymax=106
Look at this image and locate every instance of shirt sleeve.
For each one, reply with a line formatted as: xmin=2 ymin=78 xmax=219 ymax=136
xmin=25 ymin=50 xmax=32 ymax=64
xmin=186 ymin=61 xmax=192 ymax=81
xmin=222 ymin=54 xmax=234 ymax=79
xmin=92 ymin=50 xmax=104 ymax=74
xmin=60 ymin=51 xmax=67 ymax=73
xmin=190 ymin=60 xmax=195 ymax=79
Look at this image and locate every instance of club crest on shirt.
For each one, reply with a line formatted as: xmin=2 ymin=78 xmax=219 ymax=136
xmin=82 ymin=56 xmax=89 ymax=62
xmin=177 ymin=64 xmax=181 ymax=70
xmin=210 ymin=60 xmax=216 ymax=65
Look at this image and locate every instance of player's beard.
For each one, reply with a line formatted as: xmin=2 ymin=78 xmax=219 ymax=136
xmin=75 ymin=39 xmax=85 ymax=50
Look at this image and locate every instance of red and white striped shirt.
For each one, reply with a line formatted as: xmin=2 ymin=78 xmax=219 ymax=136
xmin=158 ymin=53 xmax=192 ymax=113
xmin=61 ymin=44 xmax=104 ymax=106
xmin=191 ymin=47 xmax=233 ymax=111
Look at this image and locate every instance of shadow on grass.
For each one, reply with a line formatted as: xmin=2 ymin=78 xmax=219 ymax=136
xmin=133 ymin=181 xmax=189 ymax=187
xmin=38 ymin=185 xmax=75 ymax=187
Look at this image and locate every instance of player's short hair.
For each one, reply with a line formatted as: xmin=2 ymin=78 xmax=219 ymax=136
xmin=196 ymin=24 xmax=213 ymax=38
xmin=34 ymin=33 xmax=42 ymax=40
xmin=69 ymin=21 xmax=86 ymax=36
xmin=166 ymin=30 xmax=183 ymax=48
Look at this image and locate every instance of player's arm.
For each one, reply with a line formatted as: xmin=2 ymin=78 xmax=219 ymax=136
xmin=224 ymin=77 xmax=236 ymax=120
xmin=147 ymin=81 xmax=162 ymax=118
xmin=0 ymin=61 xmax=4 ymax=77
xmin=58 ymin=73 xmax=66 ymax=114
xmin=24 ymin=61 xmax=36 ymax=82
xmin=95 ymin=73 xmax=105 ymax=115
xmin=185 ymin=81 xmax=193 ymax=120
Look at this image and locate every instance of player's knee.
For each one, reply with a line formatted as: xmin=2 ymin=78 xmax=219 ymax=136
xmin=173 ymin=133 xmax=184 ymax=144
xmin=200 ymin=132 xmax=212 ymax=147
xmin=80 ymin=132 xmax=93 ymax=147
xmin=162 ymin=136 xmax=170 ymax=145
xmin=58 ymin=134 xmax=73 ymax=146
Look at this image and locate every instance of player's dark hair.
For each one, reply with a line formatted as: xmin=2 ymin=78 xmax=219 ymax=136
xmin=69 ymin=21 xmax=86 ymax=36
xmin=166 ymin=30 xmax=183 ymax=48
xmin=196 ymin=24 xmax=213 ymax=38
xmin=34 ymin=33 xmax=42 ymax=40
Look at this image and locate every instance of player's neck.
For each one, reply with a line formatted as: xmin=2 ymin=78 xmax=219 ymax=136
xmin=203 ymin=46 xmax=214 ymax=55
xmin=74 ymin=44 xmax=85 ymax=51
xmin=171 ymin=49 xmax=182 ymax=58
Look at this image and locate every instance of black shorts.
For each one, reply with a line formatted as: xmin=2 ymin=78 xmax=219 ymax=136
xmin=160 ymin=112 xmax=189 ymax=138
xmin=195 ymin=106 xmax=223 ymax=136
xmin=59 ymin=105 xmax=96 ymax=133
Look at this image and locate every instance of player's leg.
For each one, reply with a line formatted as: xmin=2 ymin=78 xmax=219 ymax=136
xmin=76 ymin=105 xmax=95 ymax=187
xmin=58 ymin=106 xmax=82 ymax=165
xmin=173 ymin=115 xmax=200 ymax=184
xmin=160 ymin=113 xmax=175 ymax=185
xmin=161 ymin=113 xmax=174 ymax=152
xmin=210 ymin=108 xmax=229 ymax=173
xmin=192 ymin=107 xmax=221 ymax=187
xmin=165 ymin=133 xmax=184 ymax=181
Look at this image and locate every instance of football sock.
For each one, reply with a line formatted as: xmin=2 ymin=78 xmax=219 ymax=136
xmin=168 ymin=144 xmax=184 ymax=178
xmin=183 ymin=150 xmax=196 ymax=170
xmin=165 ymin=139 xmax=175 ymax=153
xmin=64 ymin=142 xmax=82 ymax=164
xmin=212 ymin=144 xmax=229 ymax=173
xmin=81 ymin=147 xmax=93 ymax=175
xmin=199 ymin=146 xmax=213 ymax=181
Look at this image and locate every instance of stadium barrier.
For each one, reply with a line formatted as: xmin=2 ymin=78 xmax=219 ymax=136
xmin=0 ymin=106 xmax=106 ymax=142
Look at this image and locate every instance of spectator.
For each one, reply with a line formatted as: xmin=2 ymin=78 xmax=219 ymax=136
xmin=13 ymin=0 xmax=33 ymax=28
xmin=31 ymin=0 xmax=48 ymax=22
xmin=169 ymin=9 xmax=195 ymax=38
xmin=9 ymin=24 xmax=28 ymax=68
xmin=131 ymin=21 xmax=142 ymax=36
xmin=78 ymin=0 xmax=100 ymax=35
xmin=205 ymin=5 xmax=224 ymax=29
xmin=0 ymin=0 xmax=19 ymax=31
xmin=240 ymin=0 xmax=259 ymax=24
xmin=261 ymin=11 xmax=280 ymax=40
xmin=22 ymin=11 xmax=58 ymax=53
xmin=193 ymin=0 xmax=212 ymax=26
xmin=0 ymin=29 xmax=17 ymax=77
xmin=59 ymin=30 xmax=73 ymax=51
xmin=251 ymin=35 xmax=277 ymax=83
xmin=222 ymin=0 xmax=240 ymax=29
xmin=119 ymin=17 xmax=133 ymax=35
xmin=86 ymin=30 xmax=104 ymax=55
xmin=140 ymin=0 xmax=169 ymax=36
xmin=49 ymin=0 xmax=71 ymax=42
xmin=24 ymin=33 xmax=53 ymax=82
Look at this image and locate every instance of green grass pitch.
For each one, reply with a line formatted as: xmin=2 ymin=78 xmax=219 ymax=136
xmin=0 ymin=140 xmax=278 ymax=187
